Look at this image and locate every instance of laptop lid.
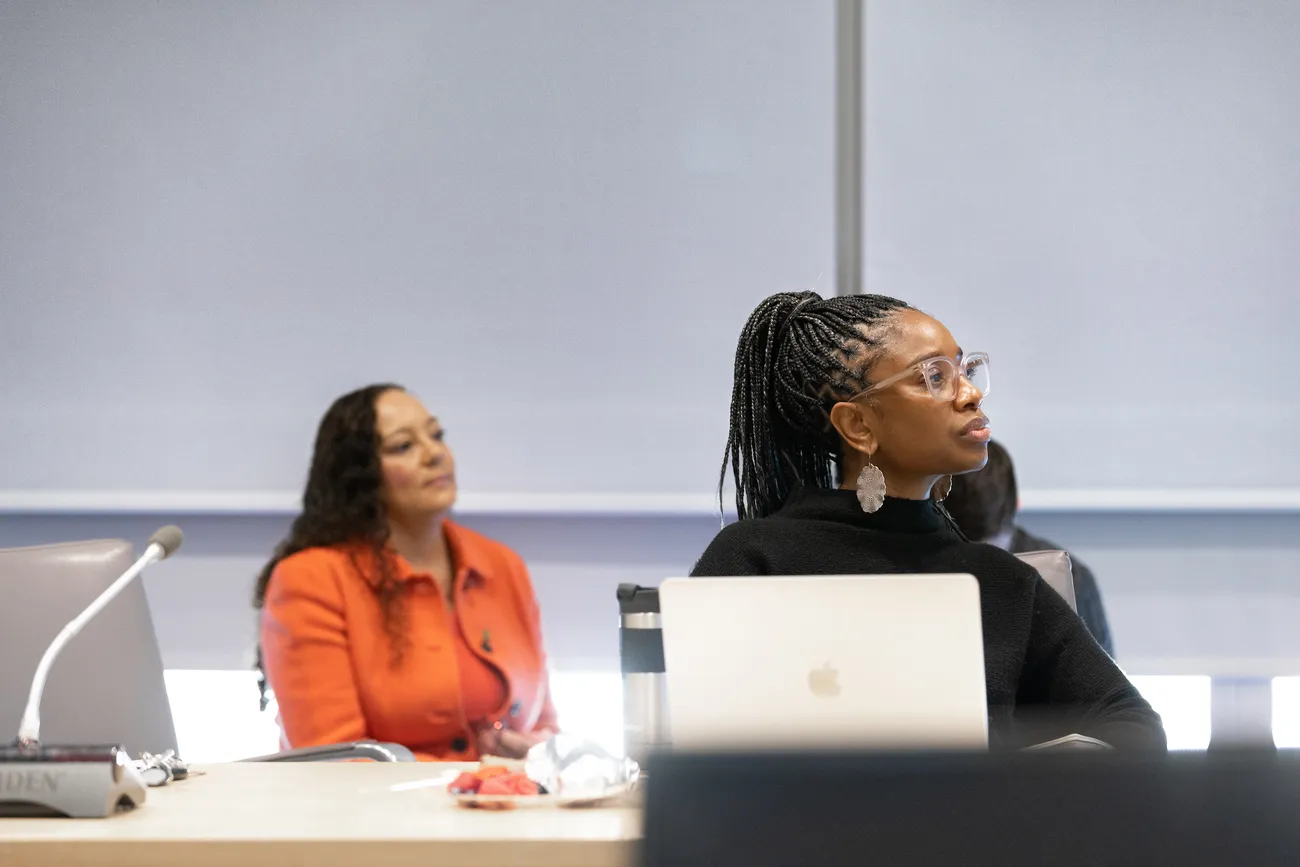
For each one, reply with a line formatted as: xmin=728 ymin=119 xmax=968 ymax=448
xmin=0 ymin=539 xmax=177 ymax=756
xmin=658 ymin=574 xmax=987 ymax=751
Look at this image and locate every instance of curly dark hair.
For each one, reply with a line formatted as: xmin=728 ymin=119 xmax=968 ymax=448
xmin=252 ymin=383 xmax=408 ymax=708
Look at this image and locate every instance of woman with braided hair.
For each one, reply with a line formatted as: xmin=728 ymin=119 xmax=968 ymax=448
xmin=692 ymin=291 xmax=1165 ymax=750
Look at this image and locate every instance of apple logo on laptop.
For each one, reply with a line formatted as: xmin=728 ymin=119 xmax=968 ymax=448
xmin=807 ymin=662 xmax=841 ymax=698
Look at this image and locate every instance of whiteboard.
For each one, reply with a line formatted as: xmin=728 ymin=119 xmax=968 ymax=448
xmin=2 ymin=1 xmax=1298 ymax=514
xmin=0 ymin=0 xmax=833 ymax=509
xmin=865 ymin=0 xmax=1300 ymax=498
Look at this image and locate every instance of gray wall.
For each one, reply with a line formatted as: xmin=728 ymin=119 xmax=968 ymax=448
xmin=4 ymin=0 xmax=1297 ymax=503
xmin=0 ymin=0 xmax=833 ymax=500
xmin=3 ymin=510 xmax=1297 ymax=679
xmin=865 ymin=0 xmax=1300 ymax=492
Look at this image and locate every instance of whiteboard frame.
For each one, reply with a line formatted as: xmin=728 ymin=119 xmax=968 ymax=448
xmin=0 ymin=488 xmax=1297 ymax=515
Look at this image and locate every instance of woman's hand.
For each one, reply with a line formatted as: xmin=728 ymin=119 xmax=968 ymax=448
xmin=475 ymin=723 xmax=555 ymax=759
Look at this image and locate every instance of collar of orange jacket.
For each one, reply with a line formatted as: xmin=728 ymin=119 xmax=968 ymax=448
xmin=340 ymin=520 xmax=487 ymax=590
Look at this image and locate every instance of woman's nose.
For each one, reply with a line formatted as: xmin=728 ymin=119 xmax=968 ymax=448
xmin=419 ymin=437 xmax=446 ymax=466
xmin=954 ymin=375 xmax=983 ymax=408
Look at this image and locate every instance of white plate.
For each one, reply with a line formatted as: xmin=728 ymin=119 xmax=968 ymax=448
xmin=451 ymin=780 xmax=637 ymax=810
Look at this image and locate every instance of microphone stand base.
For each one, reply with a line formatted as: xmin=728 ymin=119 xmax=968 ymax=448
xmin=0 ymin=743 xmax=147 ymax=818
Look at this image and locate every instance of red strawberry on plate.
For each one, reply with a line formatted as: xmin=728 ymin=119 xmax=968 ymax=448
xmin=478 ymin=773 xmax=540 ymax=796
xmin=448 ymin=771 xmax=482 ymax=794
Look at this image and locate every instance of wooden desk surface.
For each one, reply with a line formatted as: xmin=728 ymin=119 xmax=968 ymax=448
xmin=0 ymin=762 xmax=641 ymax=867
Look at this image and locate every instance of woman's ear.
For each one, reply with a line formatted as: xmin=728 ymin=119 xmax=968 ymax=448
xmin=829 ymin=400 xmax=878 ymax=458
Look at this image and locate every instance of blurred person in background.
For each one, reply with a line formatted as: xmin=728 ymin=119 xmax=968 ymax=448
xmin=944 ymin=439 xmax=1114 ymax=657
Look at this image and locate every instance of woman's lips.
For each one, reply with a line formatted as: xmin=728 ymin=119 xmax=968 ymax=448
xmin=960 ymin=417 xmax=991 ymax=442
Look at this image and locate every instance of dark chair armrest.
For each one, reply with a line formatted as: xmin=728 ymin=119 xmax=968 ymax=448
xmin=240 ymin=740 xmax=417 ymax=763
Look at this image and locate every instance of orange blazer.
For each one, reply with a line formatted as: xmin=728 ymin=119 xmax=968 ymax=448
xmin=260 ymin=521 xmax=557 ymax=761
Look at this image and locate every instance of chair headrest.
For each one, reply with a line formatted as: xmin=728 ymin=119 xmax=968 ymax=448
xmin=1014 ymin=549 xmax=1077 ymax=612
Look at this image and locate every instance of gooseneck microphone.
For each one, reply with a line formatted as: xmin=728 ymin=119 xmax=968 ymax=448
xmin=1 ymin=526 xmax=183 ymax=818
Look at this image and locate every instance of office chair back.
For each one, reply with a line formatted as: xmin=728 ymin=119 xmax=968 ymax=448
xmin=641 ymin=749 xmax=1300 ymax=867
xmin=1014 ymin=550 xmax=1077 ymax=612
xmin=0 ymin=538 xmax=178 ymax=756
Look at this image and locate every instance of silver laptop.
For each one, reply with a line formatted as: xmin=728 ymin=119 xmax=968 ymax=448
xmin=0 ymin=539 xmax=178 ymax=757
xmin=658 ymin=574 xmax=988 ymax=751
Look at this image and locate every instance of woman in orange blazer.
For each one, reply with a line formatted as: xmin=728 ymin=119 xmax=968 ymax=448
xmin=253 ymin=383 xmax=557 ymax=761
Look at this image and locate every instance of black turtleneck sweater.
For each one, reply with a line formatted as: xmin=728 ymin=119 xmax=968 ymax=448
xmin=690 ymin=487 xmax=1166 ymax=751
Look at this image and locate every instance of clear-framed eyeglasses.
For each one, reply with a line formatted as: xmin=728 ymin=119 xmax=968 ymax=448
xmin=850 ymin=352 xmax=991 ymax=403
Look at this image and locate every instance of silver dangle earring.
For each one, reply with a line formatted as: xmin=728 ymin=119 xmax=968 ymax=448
xmin=933 ymin=475 xmax=953 ymax=502
xmin=856 ymin=459 xmax=886 ymax=513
